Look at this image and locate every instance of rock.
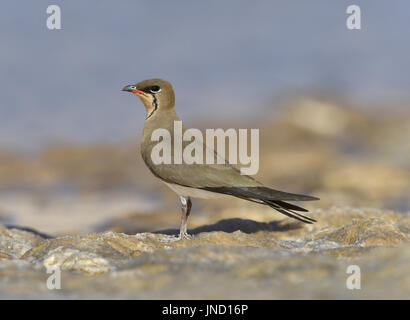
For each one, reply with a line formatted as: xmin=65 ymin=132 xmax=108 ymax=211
xmin=0 ymin=206 xmax=409 ymax=299
xmin=313 ymin=218 xmax=407 ymax=247
xmin=0 ymin=251 xmax=11 ymax=260
xmin=321 ymin=162 xmax=410 ymax=199
xmin=281 ymin=98 xmax=355 ymax=136
xmin=0 ymin=226 xmax=44 ymax=258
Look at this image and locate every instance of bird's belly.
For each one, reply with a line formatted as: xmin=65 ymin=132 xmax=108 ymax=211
xmin=164 ymin=182 xmax=225 ymax=199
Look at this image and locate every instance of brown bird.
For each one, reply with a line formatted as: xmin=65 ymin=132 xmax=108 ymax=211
xmin=123 ymin=78 xmax=319 ymax=239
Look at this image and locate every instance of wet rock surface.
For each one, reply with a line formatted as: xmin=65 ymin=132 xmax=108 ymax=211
xmin=1 ymin=206 xmax=409 ymax=299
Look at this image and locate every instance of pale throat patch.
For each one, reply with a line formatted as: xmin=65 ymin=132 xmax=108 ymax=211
xmin=146 ymin=95 xmax=158 ymax=120
xmin=137 ymin=94 xmax=158 ymax=120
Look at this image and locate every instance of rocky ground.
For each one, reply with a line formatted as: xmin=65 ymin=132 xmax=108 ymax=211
xmin=1 ymin=206 xmax=408 ymax=299
xmin=0 ymin=99 xmax=409 ymax=299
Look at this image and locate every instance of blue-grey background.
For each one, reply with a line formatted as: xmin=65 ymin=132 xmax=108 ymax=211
xmin=1 ymin=0 xmax=409 ymax=150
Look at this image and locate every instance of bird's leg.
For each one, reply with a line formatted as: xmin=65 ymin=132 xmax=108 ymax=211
xmin=179 ymin=196 xmax=192 ymax=239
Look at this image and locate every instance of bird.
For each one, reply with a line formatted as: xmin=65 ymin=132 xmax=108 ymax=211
xmin=122 ymin=78 xmax=319 ymax=239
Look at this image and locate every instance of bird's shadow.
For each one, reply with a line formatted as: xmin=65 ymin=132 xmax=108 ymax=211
xmin=4 ymin=224 xmax=54 ymax=239
xmin=154 ymin=218 xmax=303 ymax=236
xmin=3 ymin=218 xmax=303 ymax=239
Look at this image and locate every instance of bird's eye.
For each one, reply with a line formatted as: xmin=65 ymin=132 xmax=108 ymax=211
xmin=130 ymin=86 xmax=136 ymax=90
xmin=149 ymin=86 xmax=161 ymax=93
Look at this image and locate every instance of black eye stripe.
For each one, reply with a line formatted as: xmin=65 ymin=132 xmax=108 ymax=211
xmin=142 ymin=85 xmax=161 ymax=94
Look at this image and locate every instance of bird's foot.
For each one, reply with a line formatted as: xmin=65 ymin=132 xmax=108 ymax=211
xmin=178 ymin=231 xmax=192 ymax=240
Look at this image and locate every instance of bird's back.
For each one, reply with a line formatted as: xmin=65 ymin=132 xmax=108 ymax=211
xmin=140 ymin=109 xmax=261 ymax=189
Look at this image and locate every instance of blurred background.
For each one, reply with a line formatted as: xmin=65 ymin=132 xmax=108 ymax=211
xmin=0 ymin=0 xmax=409 ymax=236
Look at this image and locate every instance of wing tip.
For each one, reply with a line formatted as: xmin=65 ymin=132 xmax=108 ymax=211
xmin=303 ymin=195 xmax=320 ymax=201
xmin=266 ymin=201 xmax=317 ymax=224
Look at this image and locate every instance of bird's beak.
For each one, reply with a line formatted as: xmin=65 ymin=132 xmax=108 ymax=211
xmin=122 ymin=85 xmax=133 ymax=92
xmin=122 ymin=85 xmax=144 ymax=95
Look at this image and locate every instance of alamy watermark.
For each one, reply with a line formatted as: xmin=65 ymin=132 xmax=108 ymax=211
xmin=151 ymin=121 xmax=259 ymax=175
xmin=46 ymin=4 xmax=362 ymax=32
xmin=46 ymin=265 xmax=61 ymax=290
xmin=346 ymin=265 xmax=361 ymax=290
xmin=346 ymin=5 xmax=361 ymax=30
xmin=46 ymin=5 xmax=61 ymax=30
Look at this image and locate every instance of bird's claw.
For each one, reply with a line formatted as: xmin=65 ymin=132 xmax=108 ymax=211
xmin=178 ymin=232 xmax=192 ymax=240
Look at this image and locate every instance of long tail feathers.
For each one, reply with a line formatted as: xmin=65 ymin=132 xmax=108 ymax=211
xmin=201 ymin=186 xmax=319 ymax=224
xmin=265 ymin=200 xmax=316 ymax=224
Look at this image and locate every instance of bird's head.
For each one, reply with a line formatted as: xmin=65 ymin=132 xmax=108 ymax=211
xmin=122 ymin=78 xmax=175 ymax=119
